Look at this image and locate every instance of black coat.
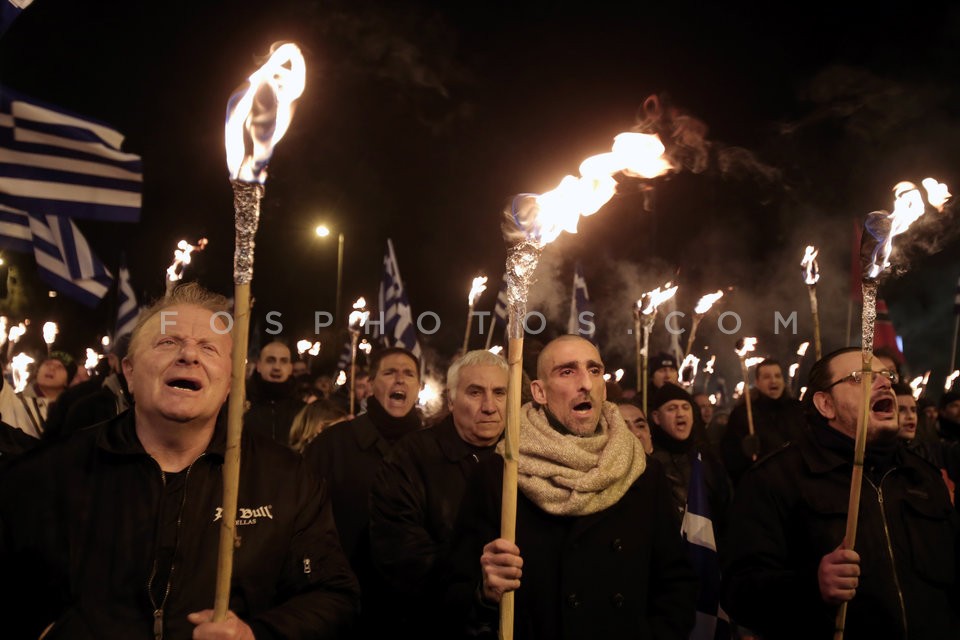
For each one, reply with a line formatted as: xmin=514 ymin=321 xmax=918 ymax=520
xmin=368 ymin=416 xmax=497 ymax=634
xmin=721 ymin=392 xmax=805 ymax=484
xmin=244 ymin=373 xmax=305 ymax=446
xmin=720 ymin=423 xmax=960 ymax=639
xmin=447 ymin=454 xmax=698 ymax=640
xmin=0 ymin=410 xmax=359 ymax=640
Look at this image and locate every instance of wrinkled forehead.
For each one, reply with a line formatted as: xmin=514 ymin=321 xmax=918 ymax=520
xmin=132 ymin=304 xmax=231 ymax=350
xmin=539 ymin=337 xmax=603 ymax=376
xmin=457 ymin=363 xmax=508 ymax=389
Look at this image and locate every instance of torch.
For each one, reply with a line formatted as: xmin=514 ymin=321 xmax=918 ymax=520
xmin=685 ymin=290 xmax=723 ymax=357
xmin=6 ymin=322 xmax=26 ymax=364
xmin=946 ymin=370 xmax=959 ymax=392
xmin=734 ymin=336 xmax=758 ymax=459
xmin=835 ymin=177 xmax=950 ymax=639
xmin=463 ymin=275 xmax=488 ymax=355
xmin=801 ymin=246 xmax=822 ymax=360
xmin=790 ymin=341 xmax=809 ymax=396
xmin=42 ymin=321 xmax=58 ymax=357
xmin=679 ymin=353 xmax=700 ymax=389
xmin=11 ymin=352 xmax=34 ymax=393
xmin=701 ymin=355 xmax=716 ymax=394
xmin=498 ymin=130 xmax=672 ymax=639
xmin=165 ymin=237 xmax=209 ymax=296
xmin=637 ymin=283 xmax=678 ymax=416
xmin=348 ymin=297 xmax=370 ymax=416
xmin=215 ymin=42 xmax=305 ymax=622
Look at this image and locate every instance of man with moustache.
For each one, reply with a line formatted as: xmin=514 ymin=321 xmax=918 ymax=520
xmin=448 ymin=335 xmax=697 ymax=639
xmin=369 ymin=350 xmax=508 ymax=636
xmin=721 ymin=348 xmax=960 ymax=639
xmin=0 ymin=283 xmax=358 ymax=639
xmin=304 ymin=347 xmax=423 ymax=633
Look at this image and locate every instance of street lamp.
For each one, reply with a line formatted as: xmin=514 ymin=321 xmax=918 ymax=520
xmin=315 ymin=225 xmax=344 ymax=323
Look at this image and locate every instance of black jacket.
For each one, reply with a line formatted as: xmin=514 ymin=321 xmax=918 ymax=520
xmin=720 ymin=421 xmax=960 ymax=639
xmin=447 ymin=454 xmax=698 ymax=640
xmin=369 ymin=415 xmax=497 ymax=634
xmin=244 ymin=373 xmax=305 ymax=446
xmin=0 ymin=410 xmax=359 ymax=640
xmin=721 ymin=392 xmax=805 ymax=484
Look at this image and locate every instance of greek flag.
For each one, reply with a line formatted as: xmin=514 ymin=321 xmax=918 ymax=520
xmin=114 ymin=260 xmax=139 ymax=338
xmin=567 ymin=262 xmax=595 ymax=340
xmin=377 ymin=239 xmax=421 ymax=358
xmin=0 ymin=85 xmax=142 ymax=222
xmin=492 ymin=275 xmax=508 ymax=327
xmin=0 ymin=0 xmax=33 ymax=39
xmin=0 ymin=205 xmax=113 ymax=306
xmin=682 ymin=452 xmax=731 ymax=640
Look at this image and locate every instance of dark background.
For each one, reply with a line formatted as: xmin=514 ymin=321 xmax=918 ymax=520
xmin=1 ymin=1 xmax=959 ymax=393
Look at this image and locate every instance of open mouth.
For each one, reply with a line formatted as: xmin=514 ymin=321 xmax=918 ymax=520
xmin=573 ymin=401 xmax=593 ymax=412
xmin=389 ymin=390 xmax=407 ymax=401
xmin=871 ymin=397 xmax=894 ymax=413
xmin=167 ymin=379 xmax=201 ymax=391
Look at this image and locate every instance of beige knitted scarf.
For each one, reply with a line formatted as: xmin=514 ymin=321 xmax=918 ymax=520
xmin=497 ymin=401 xmax=647 ymax=516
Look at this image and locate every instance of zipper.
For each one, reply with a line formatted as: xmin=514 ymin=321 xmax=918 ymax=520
xmin=147 ymin=456 xmax=203 ymax=640
xmin=866 ymin=470 xmax=907 ymax=637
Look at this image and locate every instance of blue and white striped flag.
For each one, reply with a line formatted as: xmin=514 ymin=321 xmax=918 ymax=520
xmin=115 ymin=260 xmax=139 ymax=338
xmin=0 ymin=0 xmax=33 ymax=39
xmin=377 ymin=239 xmax=421 ymax=358
xmin=682 ymin=452 xmax=731 ymax=640
xmin=0 ymin=205 xmax=113 ymax=306
xmin=567 ymin=262 xmax=595 ymax=340
xmin=492 ymin=274 xmax=508 ymax=327
xmin=0 ymin=85 xmax=142 ymax=222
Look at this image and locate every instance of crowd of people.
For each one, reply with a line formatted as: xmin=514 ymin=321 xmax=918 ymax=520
xmin=1 ymin=282 xmax=959 ymax=639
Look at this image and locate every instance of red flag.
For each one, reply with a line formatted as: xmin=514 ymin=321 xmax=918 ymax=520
xmin=873 ymin=298 xmax=904 ymax=362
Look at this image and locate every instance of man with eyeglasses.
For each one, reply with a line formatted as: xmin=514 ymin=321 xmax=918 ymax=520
xmin=720 ymin=347 xmax=960 ymax=639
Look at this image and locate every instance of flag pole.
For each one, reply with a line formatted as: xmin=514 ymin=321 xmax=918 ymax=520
xmin=950 ymin=314 xmax=959 ymax=374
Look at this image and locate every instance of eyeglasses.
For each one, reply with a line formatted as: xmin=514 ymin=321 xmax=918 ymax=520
xmin=824 ymin=369 xmax=898 ymax=390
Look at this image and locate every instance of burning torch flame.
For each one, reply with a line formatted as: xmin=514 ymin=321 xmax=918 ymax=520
xmin=101 ymin=335 xmax=111 ymax=349
xmin=417 ymin=378 xmax=443 ymax=416
xmin=694 ymin=290 xmax=724 ymax=315
xmin=639 ymin=282 xmax=679 ymax=315
xmin=603 ymin=373 xmax=611 ymax=382
xmin=349 ymin=297 xmax=369 ymax=331
xmin=0 ymin=316 xmax=7 ymax=348
xmin=335 ymin=370 xmax=346 ymax=386
xmin=358 ymin=340 xmax=372 ymax=355
xmin=468 ymin=276 xmax=488 ymax=306
xmin=702 ymin=355 xmax=716 ymax=375
xmin=744 ymin=356 xmax=765 ymax=369
xmin=796 ymin=341 xmax=810 ymax=357
xmin=8 ymin=322 xmax=26 ymax=344
xmin=167 ymin=238 xmax=208 ymax=283
xmin=614 ymin=368 xmax=624 ymax=382
xmin=947 ymin=370 xmax=960 ymax=392
xmin=84 ymin=348 xmax=102 ymax=372
xmin=910 ymin=375 xmax=925 ymax=400
xmin=921 ymin=178 xmax=951 ymax=211
xmin=225 ymin=42 xmax=306 ymax=184
xmin=42 ymin=321 xmax=58 ymax=346
xmin=734 ymin=381 xmax=745 ymax=399
xmin=506 ymin=132 xmax=671 ymax=246
xmin=297 ymin=339 xmax=312 ymax=355
xmin=735 ymin=337 xmax=758 ymax=358
xmin=679 ymin=354 xmax=700 ymax=386
xmin=864 ymin=179 xmax=950 ymax=280
xmin=489 ymin=345 xmax=504 ymax=355
xmin=789 ymin=363 xmax=800 ymax=379
xmin=11 ymin=352 xmax=33 ymax=393
xmin=801 ymin=246 xmax=820 ymax=285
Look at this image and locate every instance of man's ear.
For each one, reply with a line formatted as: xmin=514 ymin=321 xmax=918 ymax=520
xmin=530 ymin=379 xmax=547 ymax=405
xmin=812 ymin=391 xmax=835 ymax=420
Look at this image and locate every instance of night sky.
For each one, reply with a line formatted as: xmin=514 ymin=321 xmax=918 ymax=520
xmin=2 ymin=1 xmax=959 ymax=391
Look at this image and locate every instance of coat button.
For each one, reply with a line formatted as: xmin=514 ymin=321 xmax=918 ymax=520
xmin=611 ymin=538 xmax=623 ymax=552
xmin=611 ymin=593 xmax=624 ymax=608
xmin=567 ymin=593 xmax=580 ymax=609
